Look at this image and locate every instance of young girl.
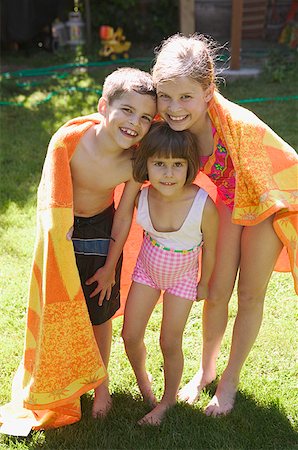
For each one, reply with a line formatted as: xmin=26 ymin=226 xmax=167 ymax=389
xmin=122 ymin=121 xmax=218 ymax=425
xmin=152 ymin=33 xmax=298 ymax=417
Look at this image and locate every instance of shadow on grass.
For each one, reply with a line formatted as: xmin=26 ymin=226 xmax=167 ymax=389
xmin=0 ymin=75 xmax=103 ymax=214
xmin=0 ymin=106 xmax=51 ymax=214
xmin=2 ymin=390 xmax=297 ymax=450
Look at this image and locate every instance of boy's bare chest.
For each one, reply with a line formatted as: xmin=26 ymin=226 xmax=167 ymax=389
xmin=71 ymin=145 xmax=133 ymax=192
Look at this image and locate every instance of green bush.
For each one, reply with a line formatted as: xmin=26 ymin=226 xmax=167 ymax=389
xmin=89 ymin=0 xmax=179 ymax=46
xmin=263 ymin=47 xmax=298 ymax=83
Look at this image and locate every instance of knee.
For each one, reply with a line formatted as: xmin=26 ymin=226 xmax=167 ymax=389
xmin=237 ymin=286 xmax=265 ymax=310
xmin=121 ymin=327 xmax=140 ymax=349
xmin=207 ymin=288 xmax=231 ymax=308
xmin=159 ymin=334 xmax=181 ymax=358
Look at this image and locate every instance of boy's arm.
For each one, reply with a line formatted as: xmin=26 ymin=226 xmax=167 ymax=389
xmin=86 ymin=179 xmax=141 ymax=305
xmin=197 ymin=197 xmax=219 ymax=301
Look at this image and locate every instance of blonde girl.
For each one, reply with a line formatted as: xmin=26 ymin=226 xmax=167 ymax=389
xmin=152 ymin=33 xmax=298 ymax=417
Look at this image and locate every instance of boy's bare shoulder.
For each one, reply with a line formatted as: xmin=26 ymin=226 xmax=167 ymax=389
xmin=77 ymin=122 xmax=100 ymax=155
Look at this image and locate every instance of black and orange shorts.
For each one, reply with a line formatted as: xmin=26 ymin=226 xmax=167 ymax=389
xmin=72 ymin=204 xmax=122 ymax=325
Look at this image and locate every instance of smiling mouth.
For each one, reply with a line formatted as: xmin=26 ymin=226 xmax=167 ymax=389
xmin=160 ymin=182 xmax=175 ymax=186
xmin=120 ymin=127 xmax=138 ymax=137
xmin=167 ymin=114 xmax=188 ymax=122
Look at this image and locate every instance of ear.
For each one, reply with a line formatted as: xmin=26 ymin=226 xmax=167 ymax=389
xmin=98 ymin=97 xmax=107 ymax=115
xmin=204 ymin=84 xmax=215 ymax=103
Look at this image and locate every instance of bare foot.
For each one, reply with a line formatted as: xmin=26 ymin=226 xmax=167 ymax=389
xmin=137 ymin=403 xmax=172 ymax=426
xmin=137 ymin=372 xmax=157 ymax=407
xmin=178 ymin=368 xmax=216 ymax=405
xmin=92 ymin=383 xmax=112 ymax=419
xmin=204 ymin=381 xmax=237 ymax=417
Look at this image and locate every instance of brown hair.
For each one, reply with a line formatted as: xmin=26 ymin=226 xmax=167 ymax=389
xmin=152 ymin=33 xmax=218 ymax=90
xmin=133 ymin=121 xmax=199 ymax=185
xmin=102 ymin=67 xmax=156 ymax=103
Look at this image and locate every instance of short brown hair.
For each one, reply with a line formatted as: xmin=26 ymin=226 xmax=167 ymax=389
xmin=133 ymin=121 xmax=199 ymax=185
xmin=102 ymin=67 xmax=156 ymax=103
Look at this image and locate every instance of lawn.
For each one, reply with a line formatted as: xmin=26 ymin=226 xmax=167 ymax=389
xmin=0 ymin=46 xmax=297 ymax=449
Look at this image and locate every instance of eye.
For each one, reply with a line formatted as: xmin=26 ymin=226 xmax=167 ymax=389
xmin=122 ymin=107 xmax=132 ymax=113
xmin=153 ymin=161 xmax=164 ymax=167
xmin=141 ymin=115 xmax=152 ymax=123
xmin=174 ymin=162 xmax=183 ymax=167
xmin=181 ymin=95 xmax=191 ymax=100
xmin=157 ymin=93 xmax=169 ymax=99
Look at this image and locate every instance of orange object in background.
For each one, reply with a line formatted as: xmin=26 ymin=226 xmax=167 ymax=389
xmin=99 ymin=25 xmax=114 ymax=40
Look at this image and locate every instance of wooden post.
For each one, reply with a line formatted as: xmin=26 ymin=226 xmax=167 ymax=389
xmin=230 ymin=0 xmax=243 ymax=70
xmin=179 ymin=0 xmax=195 ymax=35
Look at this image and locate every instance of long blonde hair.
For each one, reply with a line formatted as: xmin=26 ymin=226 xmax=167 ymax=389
xmin=152 ymin=33 xmax=219 ymax=90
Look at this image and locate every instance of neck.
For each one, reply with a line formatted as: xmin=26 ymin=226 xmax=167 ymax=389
xmin=150 ymin=185 xmax=188 ymax=203
xmin=190 ymin=113 xmax=212 ymax=137
xmin=95 ymin=122 xmax=122 ymax=155
xmin=191 ymin=115 xmax=213 ymax=156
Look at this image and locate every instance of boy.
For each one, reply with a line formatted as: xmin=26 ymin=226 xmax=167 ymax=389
xmin=68 ymin=67 xmax=156 ymax=418
xmin=0 ymin=67 xmax=155 ymax=431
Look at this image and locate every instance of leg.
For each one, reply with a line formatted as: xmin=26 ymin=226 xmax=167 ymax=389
xmin=92 ymin=319 xmax=113 ymax=418
xmin=139 ymin=293 xmax=193 ymax=426
xmin=205 ymin=215 xmax=283 ymax=416
xmin=179 ymin=200 xmax=242 ymax=404
xmin=122 ymin=282 xmax=160 ymax=406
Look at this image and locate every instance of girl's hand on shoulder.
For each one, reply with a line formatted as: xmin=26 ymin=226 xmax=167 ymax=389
xmin=196 ymin=283 xmax=209 ymax=301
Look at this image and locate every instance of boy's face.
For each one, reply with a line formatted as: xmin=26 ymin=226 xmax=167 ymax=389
xmin=99 ymin=91 xmax=156 ymax=149
xmin=156 ymin=77 xmax=213 ymax=135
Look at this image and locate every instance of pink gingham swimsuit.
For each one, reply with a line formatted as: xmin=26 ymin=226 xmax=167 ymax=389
xmin=132 ymin=186 xmax=208 ymax=301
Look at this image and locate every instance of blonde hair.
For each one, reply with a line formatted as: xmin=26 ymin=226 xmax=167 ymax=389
xmin=152 ymin=33 xmax=218 ymax=90
xmin=102 ymin=67 xmax=156 ymax=103
xmin=133 ymin=121 xmax=199 ymax=185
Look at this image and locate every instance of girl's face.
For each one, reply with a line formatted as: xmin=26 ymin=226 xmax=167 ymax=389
xmin=147 ymin=155 xmax=188 ymax=198
xmin=156 ymin=77 xmax=213 ymax=135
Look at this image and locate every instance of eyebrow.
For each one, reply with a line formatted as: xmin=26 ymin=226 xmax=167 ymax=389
xmin=157 ymin=90 xmax=194 ymax=96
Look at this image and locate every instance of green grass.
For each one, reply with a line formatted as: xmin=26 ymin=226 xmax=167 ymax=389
xmin=0 ymin=49 xmax=297 ymax=449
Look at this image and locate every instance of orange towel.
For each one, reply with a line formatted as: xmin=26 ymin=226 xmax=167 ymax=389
xmin=0 ymin=114 xmax=107 ymax=431
xmin=208 ymin=93 xmax=298 ymax=293
xmin=1 ymin=95 xmax=297 ymax=433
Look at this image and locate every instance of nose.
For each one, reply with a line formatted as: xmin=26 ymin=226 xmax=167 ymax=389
xmin=164 ymin=165 xmax=173 ymax=176
xmin=129 ymin=114 xmax=139 ymax=126
xmin=168 ymin=100 xmax=181 ymax=113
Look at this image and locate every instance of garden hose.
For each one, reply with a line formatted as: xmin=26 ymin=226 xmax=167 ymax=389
xmin=1 ymin=56 xmax=297 ymax=107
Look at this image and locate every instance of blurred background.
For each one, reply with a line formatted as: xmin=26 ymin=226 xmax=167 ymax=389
xmin=0 ymin=0 xmax=297 ymax=69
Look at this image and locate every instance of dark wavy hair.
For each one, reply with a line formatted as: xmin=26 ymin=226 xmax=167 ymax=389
xmin=133 ymin=121 xmax=199 ymax=185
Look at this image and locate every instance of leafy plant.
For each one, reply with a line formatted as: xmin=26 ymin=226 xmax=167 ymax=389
xmin=263 ymin=46 xmax=298 ymax=82
xmin=89 ymin=0 xmax=179 ymax=46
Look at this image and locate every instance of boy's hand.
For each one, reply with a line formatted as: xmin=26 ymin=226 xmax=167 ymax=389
xmin=196 ymin=283 xmax=209 ymax=302
xmin=66 ymin=226 xmax=74 ymax=241
xmin=85 ymin=266 xmax=116 ymax=306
